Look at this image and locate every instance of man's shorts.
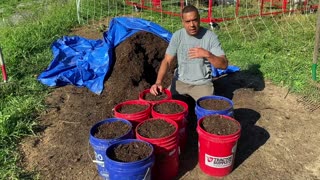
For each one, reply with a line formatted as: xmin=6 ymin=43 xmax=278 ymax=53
xmin=168 ymin=78 xmax=214 ymax=101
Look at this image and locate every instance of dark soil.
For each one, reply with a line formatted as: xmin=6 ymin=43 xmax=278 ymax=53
xmin=117 ymin=104 xmax=149 ymax=114
xmin=103 ymin=30 xmax=176 ymax=106
xmin=94 ymin=121 xmax=131 ymax=139
xmin=137 ymin=119 xmax=176 ymax=138
xmin=201 ymin=115 xmax=240 ymax=135
xmin=153 ymin=102 xmax=184 ymax=114
xmin=199 ymin=99 xmax=231 ymax=110
xmin=144 ymin=92 xmax=168 ymax=101
xmin=108 ymin=141 xmax=152 ymax=162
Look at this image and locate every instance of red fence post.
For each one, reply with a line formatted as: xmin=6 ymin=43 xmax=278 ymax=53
xmin=208 ymin=0 xmax=213 ymax=22
xmin=236 ymin=0 xmax=240 ymax=17
xmin=260 ymin=0 xmax=265 ymax=15
xmin=0 ymin=47 xmax=8 ymax=83
xmin=282 ymin=0 xmax=288 ymax=12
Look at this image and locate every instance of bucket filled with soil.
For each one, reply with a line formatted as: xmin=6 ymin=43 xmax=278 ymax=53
xmin=195 ymin=95 xmax=234 ymax=120
xmin=89 ymin=118 xmax=134 ymax=179
xmin=135 ymin=118 xmax=179 ymax=180
xmin=105 ymin=139 xmax=155 ymax=180
xmin=139 ymin=88 xmax=172 ymax=105
xmin=151 ymin=99 xmax=189 ymax=154
xmin=114 ymin=100 xmax=151 ymax=128
xmin=197 ymin=114 xmax=241 ymax=177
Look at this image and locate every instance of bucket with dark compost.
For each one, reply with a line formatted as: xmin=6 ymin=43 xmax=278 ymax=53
xmin=105 ymin=139 xmax=154 ymax=180
xmin=114 ymin=100 xmax=151 ymax=128
xmin=89 ymin=118 xmax=134 ymax=179
xmin=195 ymin=95 xmax=234 ymax=120
xmin=136 ymin=118 xmax=179 ymax=180
xmin=151 ymin=99 xmax=188 ymax=154
xmin=139 ymin=88 xmax=172 ymax=105
xmin=197 ymin=114 xmax=241 ymax=177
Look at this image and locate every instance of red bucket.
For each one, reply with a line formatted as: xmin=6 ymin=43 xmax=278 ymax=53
xmin=151 ymin=99 xmax=188 ymax=154
xmin=136 ymin=118 xmax=179 ymax=180
xmin=139 ymin=88 xmax=172 ymax=106
xmin=196 ymin=115 xmax=241 ymax=177
xmin=113 ymin=100 xmax=151 ymax=128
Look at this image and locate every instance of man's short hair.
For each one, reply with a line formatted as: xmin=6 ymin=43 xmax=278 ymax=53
xmin=182 ymin=5 xmax=199 ymax=16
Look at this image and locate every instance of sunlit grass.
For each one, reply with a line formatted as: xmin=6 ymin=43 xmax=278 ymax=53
xmin=0 ymin=0 xmax=78 ymax=178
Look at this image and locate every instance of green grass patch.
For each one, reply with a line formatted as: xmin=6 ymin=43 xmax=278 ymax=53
xmin=0 ymin=1 xmax=78 ymax=178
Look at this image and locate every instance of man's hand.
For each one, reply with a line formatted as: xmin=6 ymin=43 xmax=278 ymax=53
xmin=150 ymin=83 xmax=163 ymax=96
xmin=188 ymin=47 xmax=209 ymax=59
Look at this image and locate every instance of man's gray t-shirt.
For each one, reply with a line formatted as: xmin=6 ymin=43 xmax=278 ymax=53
xmin=166 ymin=27 xmax=225 ymax=85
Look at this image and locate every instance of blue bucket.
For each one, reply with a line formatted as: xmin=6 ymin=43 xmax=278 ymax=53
xmin=89 ymin=118 xmax=134 ymax=179
xmin=195 ymin=95 xmax=234 ymax=120
xmin=105 ymin=139 xmax=155 ymax=180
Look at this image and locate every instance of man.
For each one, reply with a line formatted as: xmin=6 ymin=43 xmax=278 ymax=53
xmin=150 ymin=5 xmax=228 ymax=101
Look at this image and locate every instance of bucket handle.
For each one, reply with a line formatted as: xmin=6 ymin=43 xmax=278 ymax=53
xmin=112 ymin=108 xmax=115 ymax=116
xmin=92 ymin=160 xmax=104 ymax=165
xmin=88 ymin=141 xmax=105 ymax=166
xmin=143 ymin=167 xmax=151 ymax=180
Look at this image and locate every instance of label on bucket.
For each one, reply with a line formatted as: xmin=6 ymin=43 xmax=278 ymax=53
xmin=94 ymin=152 xmax=105 ymax=167
xmin=205 ymin=154 xmax=233 ymax=168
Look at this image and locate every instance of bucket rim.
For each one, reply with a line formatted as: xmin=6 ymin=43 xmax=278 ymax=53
xmin=139 ymin=88 xmax=172 ymax=102
xmin=105 ymin=139 xmax=154 ymax=165
xmin=90 ymin=118 xmax=133 ymax=141
xmin=197 ymin=114 xmax=241 ymax=138
xmin=135 ymin=117 xmax=179 ymax=141
xmin=196 ymin=95 xmax=234 ymax=111
xmin=114 ymin=100 xmax=151 ymax=115
xmin=151 ymin=99 xmax=189 ymax=117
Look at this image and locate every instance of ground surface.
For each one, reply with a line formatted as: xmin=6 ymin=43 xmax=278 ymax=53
xmin=19 ymin=22 xmax=320 ymax=180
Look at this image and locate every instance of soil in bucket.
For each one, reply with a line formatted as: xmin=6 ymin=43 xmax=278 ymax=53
xmin=105 ymin=139 xmax=154 ymax=180
xmin=144 ymin=92 xmax=168 ymax=101
xmin=114 ymin=100 xmax=151 ymax=128
xmin=94 ymin=121 xmax=131 ymax=139
xmin=137 ymin=118 xmax=176 ymax=138
xmin=152 ymin=101 xmax=188 ymax=154
xmin=200 ymin=115 xmax=239 ymax=135
xmin=199 ymin=99 xmax=231 ymax=111
xmin=108 ymin=141 xmax=153 ymax=162
xmin=136 ymin=118 xmax=179 ymax=180
xmin=139 ymin=88 xmax=172 ymax=105
xmin=196 ymin=96 xmax=234 ymax=119
xmin=197 ymin=115 xmax=241 ymax=177
xmin=153 ymin=102 xmax=184 ymax=114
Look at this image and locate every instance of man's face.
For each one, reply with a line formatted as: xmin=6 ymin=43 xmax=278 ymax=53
xmin=182 ymin=11 xmax=200 ymax=36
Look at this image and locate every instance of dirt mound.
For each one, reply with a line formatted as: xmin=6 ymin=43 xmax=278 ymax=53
xmin=20 ymin=31 xmax=175 ymax=179
xmin=104 ymin=31 xmax=176 ymax=104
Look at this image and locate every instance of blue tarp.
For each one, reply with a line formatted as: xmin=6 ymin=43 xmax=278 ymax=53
xmin=38 ymin=17 xmax=239 ymax=94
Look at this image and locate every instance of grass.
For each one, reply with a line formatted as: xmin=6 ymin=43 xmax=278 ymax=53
xmin=0 ymin=0 xmax=319 ymax=179
xmin=0 ymin=0 xmax=78 ymax=179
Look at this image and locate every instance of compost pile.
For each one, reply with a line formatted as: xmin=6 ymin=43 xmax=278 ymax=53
xmin=105 ymin=31 xmax=176 ymax=104
xmin=20 ymin=31 xmax=177 ymax=179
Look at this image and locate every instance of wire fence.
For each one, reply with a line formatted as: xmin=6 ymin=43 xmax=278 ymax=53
xmin=75 ymin=0 xmax=318 ymax=29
